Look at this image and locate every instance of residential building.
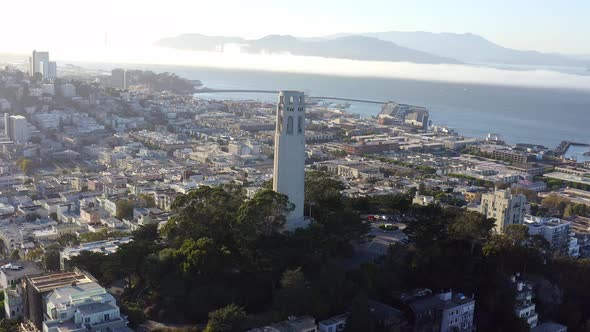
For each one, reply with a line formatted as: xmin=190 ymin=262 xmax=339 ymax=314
xmin=248 ymin=316 xmax=317 ymax=332
xmin=342 ymin=141 xmax=398 ymax=156
xmin=532 ymin=322 xmax=568 ymax=332
xmin=413 ymin=192 xmax=435 ymax=206
xmin=111 ymin=69 xmax=127 ymax=90
xmin=29 ymin=51 xmax=49 ymax=76
xmin=59 ymin=83 xmax=76 ymax=98
xmin=4 ymin=113 xmax=11 ymax=139
xmin=405 ymin=290 xmax=475 ymax=332
xmin=367 ymin=300 xmax=408 ymax=331
xmin=480 ymin=189 xmax=527 ymax=233
xmin=273 ymin=91 xmax=307 ymax=230
xmin=0 ymin=262 xmax=42 ymax=289
xmin=4 ymin=114 xmax=29 ymax=143
xmin=525 ymin=215 xmax=579 ymax=257
xmin=468 ymin=145 xmax=534 ymax=164
xmin=318 ymin=314 xmax=347 ymax=332
xmin=23 ymin=270 xmax=94 ymax=329
xmin=512 ymin=274 xmax=538 ymax=328
xmin=42 ymin=281 xmax=130 ymax=332
xmin=47 ymin=61 xmax=57 ymax=80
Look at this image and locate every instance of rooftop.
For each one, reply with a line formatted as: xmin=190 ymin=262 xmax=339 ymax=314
xmin=27 ymin=270 xmax=94 ymax=293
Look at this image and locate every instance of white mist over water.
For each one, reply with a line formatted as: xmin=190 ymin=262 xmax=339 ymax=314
xmin=50 ymin=45 xmax=590 ymax=92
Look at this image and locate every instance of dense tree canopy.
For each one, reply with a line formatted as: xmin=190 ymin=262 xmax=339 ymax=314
xmin=62 ymin=172 xmax=590 ymax=331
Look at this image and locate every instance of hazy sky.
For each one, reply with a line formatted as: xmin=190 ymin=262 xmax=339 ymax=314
xmin=1 ymin=0 xmax=589 ymax=54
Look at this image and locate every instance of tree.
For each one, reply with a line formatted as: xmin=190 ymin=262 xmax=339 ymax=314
xmin=116 ymin=199 xmax=135 ymax=219
xmin=140 ymin=194 xmax=156 ymax=208
xmin=449 ymin=211 xmax=495 ymax=254
xmin=67 ymin=251 xmax=107 ymax=278
xmin=29 ymin=136 xmax=41 ymax=144
xmin=163 ymin=186 xmax=244 ymax=246
xmin=56 ymin=233 xmax=79 ymax=247
xmin=204 ymin=304 xmax=247 ymax=332
xmin=25 ymin=248 xmax=44 ymax=261
xmin=17 ymin=158 xmax=34 ymax=175
xmin=274 ymin=267 xmax=310 ymax=317
xmin=10 ymin=250 xmax=19 ymax=260
xmin=43 ymin=245 xmax=61 ymax=271
xmin=235 ymin=189 xmax=293 ymax=242
xmin=344 ymin=293 xmax=378 ymax=332
xmin=305 ymin=171 xmax=346 ymax=219
xmin=175 ymin=237 xmax=230 ymax=277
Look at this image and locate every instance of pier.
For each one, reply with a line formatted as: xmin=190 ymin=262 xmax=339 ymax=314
xmin=194 ymin=88 xmax=387 ymax=105
xmin=555 ymin=141 xmax=590 ymax=155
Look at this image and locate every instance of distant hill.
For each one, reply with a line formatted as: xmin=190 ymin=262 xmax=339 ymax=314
xmin=356 ymin=31 xmax=590 ymax=67
xmin=156 ymin=34 xmax=460 ymax=64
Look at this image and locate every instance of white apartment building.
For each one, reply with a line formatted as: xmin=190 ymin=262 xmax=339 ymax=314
xmin=480 ymin=189 xmax=527 ymax=233
xmin=42 ymin=282 xmax=130 ymax=332
xmin=525 ymin=215 xmax=579 ymax=257
xmin=512 ymin=275 xmax=539 ymax=329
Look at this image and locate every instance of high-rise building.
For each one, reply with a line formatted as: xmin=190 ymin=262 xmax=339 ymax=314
xmin=10 ymin=115 xmax=29 ymax=143
xmin=4 ymin=114 xmax=29 ymax=143
xmin=273 ymin=91 xmax=307 ymax=230
xmin=40 ymin=61 xmax=57 ymax=80
xmin=111 ymin=68 xmax=127 ymax=90
xmin=4 ymin=113 xmax=12 ymax=139
xmin=480 ymin=189 xmax=527 ymax=233
xmin=29 ymin=50 xmax=49 ymax=76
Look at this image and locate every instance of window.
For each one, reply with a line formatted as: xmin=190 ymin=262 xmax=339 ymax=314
xmin=286 ymin=116 xmax=294 ymax=134
xmin=85 ymin=317 xmax=91 ymax=323
xmin=297 ymin=116 xmax=303 ymax=133
xmin=104 ymin=313 xmax=110 ymax=321
xmin=60 ymin=313 xmax=67 ymax=319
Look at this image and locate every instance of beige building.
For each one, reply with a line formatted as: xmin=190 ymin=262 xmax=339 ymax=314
xmin=480 ymin=189 xmax=527 ymax=233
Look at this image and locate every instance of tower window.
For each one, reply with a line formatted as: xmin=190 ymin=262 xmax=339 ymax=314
xmin=297 ymin=116 xmax=303 ymax=133
xmin=287 ymin=116 xmax=294 ymax=134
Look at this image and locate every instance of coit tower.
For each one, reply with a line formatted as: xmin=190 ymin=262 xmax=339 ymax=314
xmin=273 ymin=91 xmax=308 ymax=230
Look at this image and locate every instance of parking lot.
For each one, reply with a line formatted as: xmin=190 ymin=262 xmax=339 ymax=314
xmin=355 ymin=214 xmax=410 ymax=258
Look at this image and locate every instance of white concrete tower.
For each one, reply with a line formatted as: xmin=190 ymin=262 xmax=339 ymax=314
xmin=273 ymin=91 xmax=308 ymax=230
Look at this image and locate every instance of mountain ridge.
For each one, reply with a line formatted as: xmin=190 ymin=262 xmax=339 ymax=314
xmin=156 ymin=34 xmax=460 ymax=64
xmin=156 ymin=32 xmax=590 ymax=68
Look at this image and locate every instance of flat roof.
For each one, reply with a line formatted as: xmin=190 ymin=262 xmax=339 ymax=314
xmin=27 ymin=271 xmax=93 ymax=293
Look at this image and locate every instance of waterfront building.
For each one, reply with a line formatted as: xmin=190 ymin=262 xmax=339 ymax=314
xmin=273 ymin=91 xmax=307 ymax=230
